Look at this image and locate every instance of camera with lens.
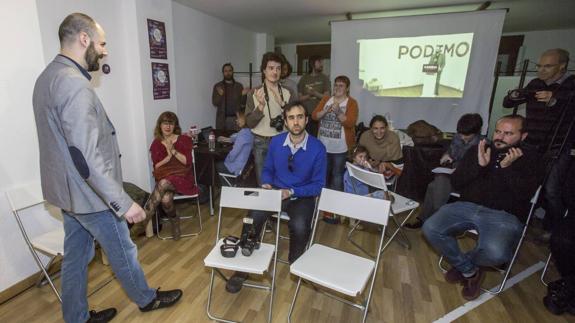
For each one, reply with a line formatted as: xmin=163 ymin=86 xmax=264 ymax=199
xmin=269 ymin=115 xmax=284 ymax=132
xmin=507 ymin=88 xmax=537 ymax=101
xmin=239 ymin=217 xmax=260 ymax=257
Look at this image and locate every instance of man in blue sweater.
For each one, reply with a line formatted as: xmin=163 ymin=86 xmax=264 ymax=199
xmin=226 ymin=101 xmax=326 ymax=293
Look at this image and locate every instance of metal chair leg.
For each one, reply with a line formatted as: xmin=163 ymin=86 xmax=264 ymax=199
xmin=287 ymin=277 xmax=303 ymax=323
xmin=540 ymin=252 xmax=552 ymax=287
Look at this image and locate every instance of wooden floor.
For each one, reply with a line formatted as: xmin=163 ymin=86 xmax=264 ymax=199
xmin=0 ymin=200 xmax=569 ymax=323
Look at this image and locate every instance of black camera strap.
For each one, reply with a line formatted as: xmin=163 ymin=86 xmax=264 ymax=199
xmin=263 ymin=81 xmax=285 ymax=123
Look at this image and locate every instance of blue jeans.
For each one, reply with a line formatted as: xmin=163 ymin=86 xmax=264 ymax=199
xmin=252 ymin=135 xmax=272 ymax=186
xmin=422 ymin=201 xmax=523 ymax=274
xmin=62 ymin=210 xmax=156 ymax=323
xmin=326 ymin=152 xmax=348 ymax=192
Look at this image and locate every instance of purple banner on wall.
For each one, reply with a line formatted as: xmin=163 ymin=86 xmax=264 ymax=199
xmin=147 ymin=19 xmax=167 ymax=59
xmin=152 ymin=62 xmax=170 ymax=100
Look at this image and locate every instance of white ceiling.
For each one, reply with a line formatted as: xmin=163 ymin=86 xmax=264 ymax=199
xmin=175 ymin=0 xmax=575 ymax=44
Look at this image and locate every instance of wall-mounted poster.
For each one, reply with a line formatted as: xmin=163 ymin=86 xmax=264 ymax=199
xmin=152 ymin=62 xmax=170 ymax=100
xmin=147 ymin=19 xmax=167 ymax=59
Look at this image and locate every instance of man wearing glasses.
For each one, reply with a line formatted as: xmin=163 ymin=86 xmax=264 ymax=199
xmin=225 ymin=101 xmax=326 ymax=293
xmin=503 ymin=48 xmax=575 ymax=242
xmin=503 ymin=48 xmax=574 ymax=152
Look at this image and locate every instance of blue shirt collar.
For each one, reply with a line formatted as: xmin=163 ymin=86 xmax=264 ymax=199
xmin=58 ymin=54 xmax=92 ymax=81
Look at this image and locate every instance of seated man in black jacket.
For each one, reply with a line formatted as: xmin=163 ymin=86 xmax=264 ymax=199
xmin=423 ymin=115 xmax=542 ymax=301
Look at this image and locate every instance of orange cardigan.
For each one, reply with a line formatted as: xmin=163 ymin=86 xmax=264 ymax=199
xmin=311 ymin=95 xmax=359 ymax=150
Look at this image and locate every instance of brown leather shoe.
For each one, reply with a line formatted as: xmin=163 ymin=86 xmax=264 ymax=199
xmin=461 ymin=269 xmax=485 ymax=300
xmin=444 ymin=267 xmax=465 ymax=284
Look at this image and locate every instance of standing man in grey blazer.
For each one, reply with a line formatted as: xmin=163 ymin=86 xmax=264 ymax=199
xmin=33 ymin=13 xmax=182 ymax=323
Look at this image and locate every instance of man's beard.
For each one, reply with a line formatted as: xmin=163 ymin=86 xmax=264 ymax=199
xmin=85 ymin=42 xmax=103 ymax=72
xmin=492 ymin=139 xmax=519 ymax=152
xmin=288 ymin=125 xmax=305 ymax=136
xmin=223 ymin=75 xmax=234 ymax=82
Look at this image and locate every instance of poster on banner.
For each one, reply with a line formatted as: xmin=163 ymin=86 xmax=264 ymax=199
xmin=152 ymin=62 xmax=170 ymax=100
xmin=147 ymin=19 xmax=167 ymax=59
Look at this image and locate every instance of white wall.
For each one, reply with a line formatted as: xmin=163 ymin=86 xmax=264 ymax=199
xmin=507 ymin=28 xmax=575 ymax=72
xmin=0 ymin=0 xmax=63 ymax=292
xmin=173 ymin=1 xmax=257 ymax=129
xmin=1 ymin=0 xmax=181 ymax=293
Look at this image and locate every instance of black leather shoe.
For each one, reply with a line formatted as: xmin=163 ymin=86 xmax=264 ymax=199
xmin=139 ymin=288 xmax=183 ymax=312
xmin=404 ymin=218 xmax=423 ymax=230
xmin=87 ymin=308 xmax=117 ymax=322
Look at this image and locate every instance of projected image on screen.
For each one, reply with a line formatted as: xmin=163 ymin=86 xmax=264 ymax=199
xmin=358 ymin=33 xmax=474 ymax=98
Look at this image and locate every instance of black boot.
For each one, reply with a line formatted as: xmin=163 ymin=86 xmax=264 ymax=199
xmin=544 ymin=280 xmax=575 ymax=315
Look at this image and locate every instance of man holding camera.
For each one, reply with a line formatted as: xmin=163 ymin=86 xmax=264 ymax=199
xmin=226 ymin=101 xmax=327 ymax=293
xmin=503 ymin=48 xmax=574 ymax=153
xmin=503 ymin=48 xmax=575 ymax=236
xmin=423 ymin=115 xmax=542 ymax=301
xmin=246 ymin=52 xmax=291 ymax=185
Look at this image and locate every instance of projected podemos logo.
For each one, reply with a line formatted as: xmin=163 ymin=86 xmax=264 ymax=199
xmin=358 ymin=33 xmax=474 ymax=98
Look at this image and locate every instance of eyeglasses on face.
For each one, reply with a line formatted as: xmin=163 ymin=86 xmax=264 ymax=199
xmin=535 ymin=63 xmax=559 ymax=70
xmin=161 ymin=121 xmax=175 ymax=126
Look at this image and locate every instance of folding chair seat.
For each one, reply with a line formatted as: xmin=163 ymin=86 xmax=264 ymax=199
xmin=345 ymin=162 xmax=419 ymax=257
xmin=154 ymin=149 xmax=202 ymax=240
xmin=288 ymin=188 xmax=391 ymax=323
xmin=437 ymin=185 xmax=542 ymax=295
xmin=204 ymin=187 xmax=282 ymax=323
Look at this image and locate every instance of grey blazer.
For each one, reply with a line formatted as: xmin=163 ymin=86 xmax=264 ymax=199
xmin=32 ymin=55 xmax=133 ymax=216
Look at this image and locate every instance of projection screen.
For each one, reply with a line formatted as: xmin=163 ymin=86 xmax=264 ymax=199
xmin=331 ymin=10 xmax=506 ymax=132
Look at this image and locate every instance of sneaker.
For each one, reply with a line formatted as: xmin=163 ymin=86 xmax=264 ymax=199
xmin=87 ymin=308 xmax=117 ymax=322
xmin=404 ymin=218 xmax=423 ymax=230
xmin=139 ymin=288 xmax=183 ymax=312
xmin=461 ymin=269 xmax=485 ymax=300
xmin=444 ymin=267 xmax=465 ymax=284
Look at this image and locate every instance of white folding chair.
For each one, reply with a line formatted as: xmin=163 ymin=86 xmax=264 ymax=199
xmin=345 ymin=162 xmax=419 ymax=257
xmin=438 ymin=185 xmax=542 ymax=295
xmin=8 ymin=183 xmax=64 ymax=303
xmin=9 ymin=184 xmax=118 ymax=303
xmin=288 ymin=188 xmax=391 ymax=323
xmin=204 ymin=187 xmax=282 ymax=323
xmin=155 ymin=149 xmax=203 ymax=240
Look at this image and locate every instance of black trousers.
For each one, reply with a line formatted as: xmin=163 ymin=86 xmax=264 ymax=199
xmin=550 ymin=213 xmax=575 ymax=285
xmin=250 ymin=196 xmax=315 ymax=264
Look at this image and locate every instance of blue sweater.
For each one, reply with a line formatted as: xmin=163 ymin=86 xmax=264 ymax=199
xmin=262 ymin=132 xmax=327 ymax=197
